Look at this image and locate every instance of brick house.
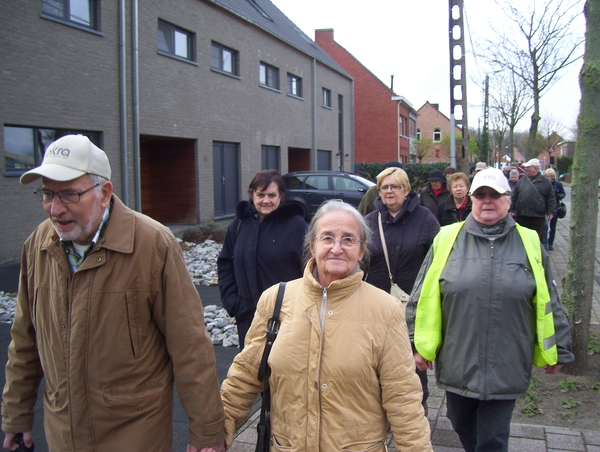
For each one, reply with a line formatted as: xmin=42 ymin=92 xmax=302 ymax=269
xmin=416 ymin=101 xmax=462 ymax=163
xmin=315 ymin=29 xmax=417 ymax=165
xmin=0 ymin=0 xmax=353 ymax=263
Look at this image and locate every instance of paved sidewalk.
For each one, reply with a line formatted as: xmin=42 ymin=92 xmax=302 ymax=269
xmin=1 ymin=184 xmax=599 ymax=451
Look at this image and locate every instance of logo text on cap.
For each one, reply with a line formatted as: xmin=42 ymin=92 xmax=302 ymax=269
xmin=46 ymin=146 xmax=71 ymax=158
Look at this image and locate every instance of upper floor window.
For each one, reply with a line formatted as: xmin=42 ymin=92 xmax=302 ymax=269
xmin=433 ymin=128 xmax=442 ymax=142
xmin=4 ymin=126 xmax=100 ymax=176
xmin=158 ymin=20 xmax=194 ymax=62
xmin=287 ymin=73 xmax=303 ymax=98
xmin=41 ymin=0 xmax=97 ymax=30
xmin=322 ymin=88 xmax=332 ymax=108
xmin=416 ymin=128 xmax=421 ymax=140
xmin=211 ymin=41 xmax=239 ymax=76
xmin=260 ymin=62 xmax=279 ymax=90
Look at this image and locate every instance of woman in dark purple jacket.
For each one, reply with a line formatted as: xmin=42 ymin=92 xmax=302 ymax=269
xmin=364 ymin=167 xmax=440 ymax=413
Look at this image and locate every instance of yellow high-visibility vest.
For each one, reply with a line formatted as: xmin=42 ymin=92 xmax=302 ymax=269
xmin=414 ymin=222 xmax=558 ymax=367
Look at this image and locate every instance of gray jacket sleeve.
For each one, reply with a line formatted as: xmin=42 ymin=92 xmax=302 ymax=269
xmin=541 ymin=249 xmax=575 ymax=364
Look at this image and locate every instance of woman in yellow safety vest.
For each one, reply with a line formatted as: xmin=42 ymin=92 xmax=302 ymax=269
xmin=406 ymin=168 xmax=574 ymax=452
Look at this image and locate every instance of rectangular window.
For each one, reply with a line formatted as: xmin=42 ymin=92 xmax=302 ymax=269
xmin=41 ymin=0 xmax=97 ymax=29
xmin=158 ymin=20 xmax=194 ymax=61
xmin=261 ymin=145 xmax=280 ymax=170
xmin=260 ymin=62 xmax=279 ymax=90
xmin=4 ymin=126 xmax=100 ymax=176
xmin=317 ymin=150 xmax=331 ymax=170
xmin=287 ymin=73 xmax=303 ymax=98
xmin=322 ymin=88 xmax=332 ymax=108
xmin=211 ymin=41 xmax=239 ymax=76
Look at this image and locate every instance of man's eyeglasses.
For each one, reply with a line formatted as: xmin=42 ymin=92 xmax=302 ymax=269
xmin=379 ymin=184 xmax=404 ymax=192
xmin=314 ymin=235 xmax=361 ymax=248
xmin=471 ymin=190 xmax=506 ymax=200
xmin=34 ymin=184 xmax=101 ymax=204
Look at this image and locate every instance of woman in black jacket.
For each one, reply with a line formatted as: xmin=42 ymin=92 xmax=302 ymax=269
xmin=437 ymin=172 xmax=472 ymax=226
xmin=217 ymin=170 xmax=307 ymax=349
xmin=364 ymin=167 xmax=440 ymax=413
xmin=543 ymin=168 xmax=566 ymax=250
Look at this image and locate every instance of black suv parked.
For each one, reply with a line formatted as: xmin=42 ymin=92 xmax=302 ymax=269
xmin=283 ymin=171 xmax=375 ymax=220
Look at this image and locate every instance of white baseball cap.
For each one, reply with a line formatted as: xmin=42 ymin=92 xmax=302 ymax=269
xmin=469 ymin=168 xmax=511 ymax=195
xmin=523 ymin=158 xmax=541 ymax=168
xmin=20 ymin=134 xmax=111 ymax=185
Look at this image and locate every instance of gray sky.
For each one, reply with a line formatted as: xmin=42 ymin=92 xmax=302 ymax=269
xmin=271 ymin=0 xmax=585 ymax=140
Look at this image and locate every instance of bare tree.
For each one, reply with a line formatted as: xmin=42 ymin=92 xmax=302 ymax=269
xmin=482 ymin=0 xmax=585 ymax=159
xmin=561 ymin=0 xmax=600 ymax=374
xmin=489 ymin=70 xmax=533 ymax=157
xmin=414 ymin=139 xmax=434 ymax=163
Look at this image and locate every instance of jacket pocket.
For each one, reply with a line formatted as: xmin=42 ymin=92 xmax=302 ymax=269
xmin=103 ymin=384 xmax=166 ymax=408
xmin=342 ymin=439 xmax=387 ymax=452
xmin=125 ymin=292 xmax=140 ymax=358
xmin=272 ymin=433 xmax=294 ymax=450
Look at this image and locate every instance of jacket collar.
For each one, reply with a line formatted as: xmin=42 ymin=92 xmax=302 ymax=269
xmin=374 ymin=190 xmax=419 ymax=223
xmin=464 ymin=213 xmax=516 ymax=239
xmin=302 ymin=257 xmax=364 ymax=303
xmin=96 ymin=195 xmax=135 ymax=254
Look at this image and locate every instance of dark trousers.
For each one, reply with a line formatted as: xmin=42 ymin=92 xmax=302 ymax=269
xmin=446 ymin=392 xmax=516 ymax=452
xmin=416 ymin=368 xmax=429 ymax=404
xmin=547 ymin=215 xmax=559 ymax=246
xmin=515 ymin=215 xmax=545 ymax=240
xmin=236 ymin=317 xmax=253 ymax=350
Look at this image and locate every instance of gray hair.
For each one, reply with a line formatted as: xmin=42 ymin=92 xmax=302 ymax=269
xmin=303 ymin=199 xmax=371 ymax=266
xmin=544 ymin=168 xmax=556 ymax=178
xmin=87 ymin=174 xmax=110 ymax=195
xmin=509 ymin=169 xmax=519 ymax=177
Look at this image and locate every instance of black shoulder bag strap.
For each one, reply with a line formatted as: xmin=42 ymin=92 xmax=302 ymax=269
xmin=258 ymin=282 xmax=286 ymax=382
xmin=255 ymin=282 xmax=286 ymax=452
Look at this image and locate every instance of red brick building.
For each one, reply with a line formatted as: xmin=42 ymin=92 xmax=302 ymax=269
xmin=315 ymin=29 xmax=417 ymax=164
xmin=416 ymin=101 xmax=462 ymax=163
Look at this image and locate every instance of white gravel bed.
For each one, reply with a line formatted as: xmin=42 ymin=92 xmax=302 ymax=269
xmin=0 ymin=239 xmax=239 ymax=347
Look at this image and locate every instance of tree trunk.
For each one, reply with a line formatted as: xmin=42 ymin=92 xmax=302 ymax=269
xmin=562 ymin=0 xmax=600 ymax=375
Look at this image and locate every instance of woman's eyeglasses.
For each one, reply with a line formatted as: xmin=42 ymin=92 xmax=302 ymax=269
xmin=314 ymin=235 xmax=361 ymax=248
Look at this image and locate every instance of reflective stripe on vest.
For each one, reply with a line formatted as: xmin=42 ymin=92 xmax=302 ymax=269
xmin=414 ymin=222 xmax=558 ymax=366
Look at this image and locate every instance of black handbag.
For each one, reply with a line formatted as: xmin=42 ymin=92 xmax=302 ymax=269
xmin=557 ymin=201 xmax=567 ymax=219
xmin=255 ymin=282 xmax=286 ymax=452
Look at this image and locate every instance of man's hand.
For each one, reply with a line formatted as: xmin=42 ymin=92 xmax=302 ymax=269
xmin=414 ymin=352 xmax=433 ymax=372
xmin=187 ymin=439 xmax=227 ymax=452
xmin=547 ymin=214 xmax=554 ymax=221
xmin=3 ymin=432 xmax=33 ymax=451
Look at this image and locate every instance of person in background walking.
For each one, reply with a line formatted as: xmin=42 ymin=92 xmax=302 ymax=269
xmin=437 ymin=172 xmax=472 ymax=226
xmin=218 ymin=170 xmax=306 ymax=349
xmin=357 ymin=161 xmax=404 ymax=216
xmin=364 ymin=167 xmax=439 ymax=415
xmin=542 ymin=168 xmax=565 ymax=251
xmin=510 ymin=158 xmax=556 ymax=240
xmin=420 ymin=168 xmax=450 ymax=215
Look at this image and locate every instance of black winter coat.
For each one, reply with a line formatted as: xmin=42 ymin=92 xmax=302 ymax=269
xmin=217 ymin=201 xmax=307 ymax=321
xmin=365 ymin=192 xmax=440 ymax=294
xmin=437 ymin=196 xmax=472 ymax=226
xmin=511 ymin=172 xmax=557 ymax=218
xmin=419 ymin=183 xmax=450 ymax=215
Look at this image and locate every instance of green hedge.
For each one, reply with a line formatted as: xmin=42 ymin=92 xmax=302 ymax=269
xmin=556 ymin=156 xmax=573 ymax=177
xmin=358 ymin=162 xmax=450 ymax=193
